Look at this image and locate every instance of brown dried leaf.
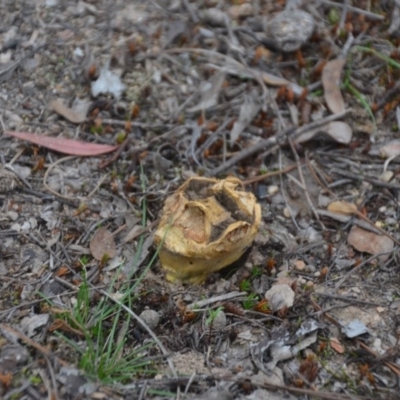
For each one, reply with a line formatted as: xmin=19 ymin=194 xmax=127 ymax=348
xmin=261 ymin=71 xmax=290 ymax=86
xmin=90 ymin=227 xmax=117 ymax=261
xmin=50 ymin=98 xmax=86 ymax=124
xmin=0 ymin=372 xmax=13 ymax=389
xmin=327 ymin=200 xmax=358 ymax=216
xmin=348 ymin=226 xmax=394 ymax=260
xmin=298 ymin=354 xmax=319 ymax=382
xmin=322 ymin=58 xmax=346 ymax=114
xmin=330 ymin=337 xmax=345 ymax=354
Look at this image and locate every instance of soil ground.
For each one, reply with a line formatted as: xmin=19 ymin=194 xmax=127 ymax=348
xmin=1 ymin=1 xmax=400 ymax=399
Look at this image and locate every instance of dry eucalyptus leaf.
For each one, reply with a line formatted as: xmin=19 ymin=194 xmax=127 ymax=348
xmin=6 ymin=130 xmax=118 ymax=156
xmin=50 ymin=98 xmax=87 ymax=124
xmin=187 ymin=72 xmax=225 ymax=113
xmin=322 ymin=58 xmax=346 ymax=114
xmin=348 ymin=226 xmax=394 ymax=261
xmin=327 ymin=200 xmax=358 ymax=216
xmin=295 ymin=121 xmax=352 ymax=144
xmin=154 ymin=177 xmax=261 ymax=284
xmin=90 ymin=227 xmax=117 ymax=261
xmin=230 ymin=92 xmax=261 ymax=145
xmin=260 ymin=72 xmax=290 ymax=86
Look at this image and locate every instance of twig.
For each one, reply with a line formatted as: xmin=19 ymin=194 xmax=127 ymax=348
xmin=98 ymin=137 xmax=130 ymax=169
xmin=187 ymin=291 xmax=247 ymax=310
xmin=332 ymin=167 xmax=400 ymax=190
xmin=335 ymin=251 xmax=394 ymax=291
xmin=339 ymin=0 xmax=349 ymax=31
xmin=355 ymin=340 xmax=400 ymax=377
xmin=242 ymin=164 xmax=297 ymax=185
xmin=209 ymin=110 xmax=349 ymax=176
xmin=288 ymin=137 xmax=325 ymax=230
xmin=317 ymin=0 xmax=385 ymax=20
xmin=312 ymin=293 xmax=382 ymax=307
xmin=306 ymin=154 xmax=336 ymax=197
xmin=279 ymin=150 xmax=301 ymax=230
xmin=43 ymin=155 xmax=78 ymax=200
xmin=0 ymin=323 xmax=70 ymax=367
xmin=182 ymin=0 xmax=199 ymax=23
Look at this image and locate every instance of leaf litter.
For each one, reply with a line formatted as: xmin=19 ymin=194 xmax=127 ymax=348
xmin=1 ymin=0 xmax=400 ymax=399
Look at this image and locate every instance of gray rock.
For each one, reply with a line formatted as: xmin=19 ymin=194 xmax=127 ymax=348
xmin=267 ymin=10 xmax=315 ymax=52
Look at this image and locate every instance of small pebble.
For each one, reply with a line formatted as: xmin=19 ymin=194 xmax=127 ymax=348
xmin=294 ymin=260 xmax=305 ymax=271
xmin=228 ymin=3 xmax=253 ymax=19
xmin=306 ymin=264 xmax=316 ymax=273
xmin=139 ymin=309 xmax=160 ymax=330
xmin=283 ymin=207 xmax=292 ymax=218
xmin=379 ymin=170 xmax=393 ymax=182
xmin=305 ymin=281 xmax=314 ymax=289
xmin=267 ymin=10 xmax=315 ymax=52
xmin=268 ymin=185 xmax=279 ymax=196
xmin=11 ymin=223 xmax=21 ymax=232
xmin=7 ymin=211 xmax=18 ymax=221
xmin=298 ymin=277 xmax=306 ymax=285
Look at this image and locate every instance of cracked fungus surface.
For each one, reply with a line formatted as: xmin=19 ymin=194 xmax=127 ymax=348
xmin=154 ymin=177 xmax=261 ymax=284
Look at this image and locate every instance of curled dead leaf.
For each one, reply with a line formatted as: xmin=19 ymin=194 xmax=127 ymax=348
xmin=296 ymin=121 xmax=352 ymax=144
xmin=50 ymin=98 xmax=87 ymax=124
xmin=327 ymin=200 xmax=358 ymax=216
xmin=330 ymin=337 xmax=345 ymax=354
xmin=322 ymin=58 xmax=346 ymax=114
xmin=90 ymin=227 xmax=117 ymax=261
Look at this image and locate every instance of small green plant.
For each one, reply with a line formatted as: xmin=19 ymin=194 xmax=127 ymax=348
xmin=206 ymin=306 xmax=224 ymax=326
xmin=250 ymin=266 xmax=262 ymax=279
xmin=327 ymin=8 xmax=340 ymax=25
xmin=79 ymin=254 xmax=90 ymax=266
xmin=90 ymin=125 xmax=104 ymax=134
xmin=259 ymin=166 xmax=268 ymax=174
xmin=55 ymin=269 xmax=154 ymax=383
xmin=242 ymin=293 xmax=259 ymax=310
xmin=239 ymin=279 xmax=251 ymax=292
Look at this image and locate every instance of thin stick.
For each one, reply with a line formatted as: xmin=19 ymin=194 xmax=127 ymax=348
xmin=335 ymin=251 xmax=394 ymax=291
xmin=317 ymin=0 xmax=384 ymax=20
xmin=288 ymin=137 xmax=325 ymax=230
xmin=242 ymin=164 xmax=297 ymax=185
xmin=209 ymin=110 xmax=349 ymax=176
xmin=0 ymin=323 xmax=70 ymax=367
